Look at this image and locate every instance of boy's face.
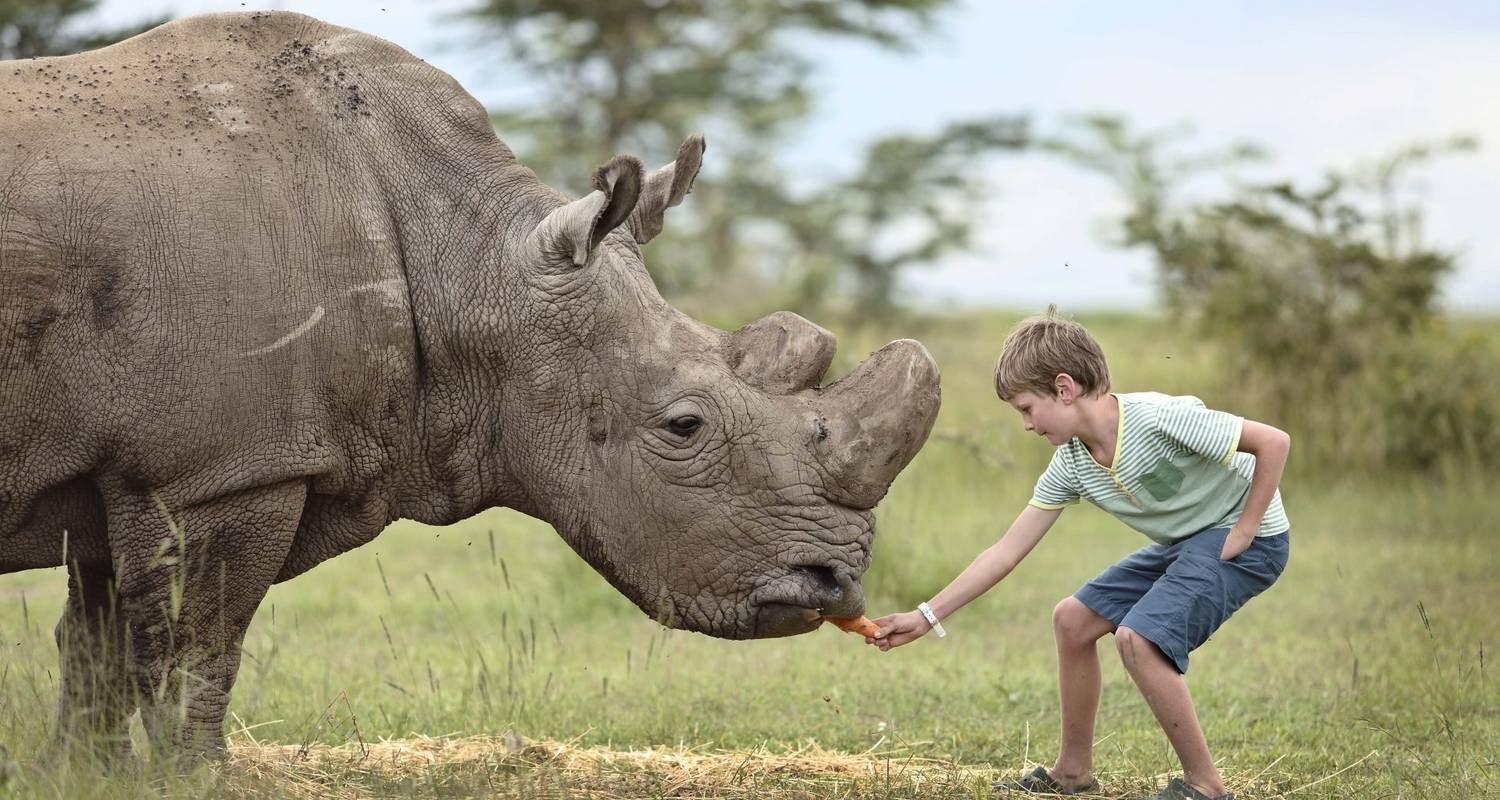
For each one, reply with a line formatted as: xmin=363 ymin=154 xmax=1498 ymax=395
xmin=1006 ymin=389 xmax=1076 ymax=446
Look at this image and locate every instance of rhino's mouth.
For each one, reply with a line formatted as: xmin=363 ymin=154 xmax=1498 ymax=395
xmin=748 ymin=564 xmax=866 ymax=639
xmin=752 ymin=603 xmax=824 ymax=637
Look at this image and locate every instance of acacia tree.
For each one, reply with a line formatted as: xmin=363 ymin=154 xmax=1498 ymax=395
xmin=0 ymin=0 xmax=166 ymax=59
xmin=779 ymin=116 xmax=1029 ymax=318
xmin=459 ymin=0 xmax=949 ymax=180
xmin=456 ymin=0 xmax=1025 ymax=314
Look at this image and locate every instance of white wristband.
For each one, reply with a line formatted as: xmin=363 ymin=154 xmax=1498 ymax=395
xmin=917 ymin=602 xmax=946 ymax=638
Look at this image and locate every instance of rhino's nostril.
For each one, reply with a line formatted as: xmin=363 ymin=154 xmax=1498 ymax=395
xmin=796 ymin=565 xmax=841 ymax=599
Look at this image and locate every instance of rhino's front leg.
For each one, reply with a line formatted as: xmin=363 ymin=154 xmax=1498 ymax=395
xmin=45 ymin=560 xmax=134 ymax=765
xmin=107 ymin=480 xmax=306 ymax=760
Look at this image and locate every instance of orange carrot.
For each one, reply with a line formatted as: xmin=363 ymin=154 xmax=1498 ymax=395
xmin=825 ymin=615 xmax=881 ymax=638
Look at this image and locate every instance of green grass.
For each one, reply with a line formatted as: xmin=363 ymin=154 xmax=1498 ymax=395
xmin=1 ymin=310 xmax=1497 ymax=798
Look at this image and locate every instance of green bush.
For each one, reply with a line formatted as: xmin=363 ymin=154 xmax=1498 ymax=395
xmin=1374 ymin=328 xmax=1500 ymax=472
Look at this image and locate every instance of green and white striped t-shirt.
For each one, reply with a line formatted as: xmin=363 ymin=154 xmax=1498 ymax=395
xmin=1028 ymin=392 xmax=1291 ymax=544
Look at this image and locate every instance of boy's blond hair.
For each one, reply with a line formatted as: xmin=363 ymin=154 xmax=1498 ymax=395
xmin=994 ymin=305 xmax=1111 ymax=400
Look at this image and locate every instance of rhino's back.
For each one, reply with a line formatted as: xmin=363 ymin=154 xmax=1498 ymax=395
xmin=1 ymin=11 xmax=493 ymax=146
xmin=0 ymin=12 xmax=486 ymax=552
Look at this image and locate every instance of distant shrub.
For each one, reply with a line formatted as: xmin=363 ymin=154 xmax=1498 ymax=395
xmin=1048 ymin=116 xmax=1496 ymax=474
xmin=1374 ymin=329 xmax=1500 ymax=472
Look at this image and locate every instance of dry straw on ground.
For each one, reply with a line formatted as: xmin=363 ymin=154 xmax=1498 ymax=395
xmin=219 ymin=734 xmax=1312 ymax=799
xmin=227 ymin=735 xmax=976 ymax=798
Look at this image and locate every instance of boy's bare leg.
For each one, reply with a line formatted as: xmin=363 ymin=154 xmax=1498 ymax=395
xmin=1050 ymin=597 xmax=1115 ymax=785
xmin=1115 ymin=626 xmax=1228 ymax=797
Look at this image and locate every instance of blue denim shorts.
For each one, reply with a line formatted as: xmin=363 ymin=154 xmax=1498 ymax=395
xmin=1074 ymin=527 xmax=1290 ymax=674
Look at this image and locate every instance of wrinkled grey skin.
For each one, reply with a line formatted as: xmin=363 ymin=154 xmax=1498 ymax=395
xmin=0 ymin=12 xmax=940 ymax=760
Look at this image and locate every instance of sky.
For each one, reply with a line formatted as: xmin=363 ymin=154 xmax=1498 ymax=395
xmin=88 ymin=0 xmax=1500 ymax=311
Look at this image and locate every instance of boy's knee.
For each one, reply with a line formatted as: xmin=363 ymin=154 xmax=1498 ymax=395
xmin=1053 ymin=597 xmax=1107 ymax=647
xmin=1114 ymin=626 xmax=1154 ymax=667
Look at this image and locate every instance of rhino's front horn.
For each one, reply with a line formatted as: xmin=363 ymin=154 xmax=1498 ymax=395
xmin=814 ymin=340 xmax=941 ymax=509
xmin=727 ymin=311 xmax=836 ymax=395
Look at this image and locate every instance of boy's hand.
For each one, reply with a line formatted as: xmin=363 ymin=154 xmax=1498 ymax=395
xmin=1220 ymin=525 xmax=1256 ymax=560
xmin=865 ymin=610 xmax=931 ymax=651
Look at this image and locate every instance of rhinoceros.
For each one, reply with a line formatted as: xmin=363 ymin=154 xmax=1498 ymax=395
xmin=0 ymin=11 xmax=940 ymax=759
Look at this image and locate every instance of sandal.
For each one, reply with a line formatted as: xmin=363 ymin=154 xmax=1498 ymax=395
xmin=993 ymin=765 xmax=1101 ymax=795
xmin=1148 ymin=777 xmax=1235 ymax=800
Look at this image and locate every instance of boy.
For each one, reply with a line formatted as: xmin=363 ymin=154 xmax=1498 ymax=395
xmin=869 ymin=308 xmax=1291 ymax=800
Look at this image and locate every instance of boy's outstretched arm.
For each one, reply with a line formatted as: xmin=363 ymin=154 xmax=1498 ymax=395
xmin=1222 ymin=419 xmax=1292 ymax=560
xmin=869 ymin=504 xmax=1062 ymax=651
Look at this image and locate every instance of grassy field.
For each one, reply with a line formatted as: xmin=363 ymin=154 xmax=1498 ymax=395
xmin=1 ymin=311 xmax=1496 ymax=798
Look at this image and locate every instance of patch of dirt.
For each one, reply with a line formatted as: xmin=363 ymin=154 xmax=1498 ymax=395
xmin=263 ymin=39 xmax=370 ymax=122
xmin=218 ymin=736 xmax=1295 ymax=799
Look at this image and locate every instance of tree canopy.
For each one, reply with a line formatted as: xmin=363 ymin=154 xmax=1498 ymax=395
xmin=458 ymin=0 xmax=1026 ymax=316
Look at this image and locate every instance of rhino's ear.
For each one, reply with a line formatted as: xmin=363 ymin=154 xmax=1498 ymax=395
xmin=531 ymin=154 xmax=645 ymax=268
xmin=627 ymin=134 xmax=705 ymax=245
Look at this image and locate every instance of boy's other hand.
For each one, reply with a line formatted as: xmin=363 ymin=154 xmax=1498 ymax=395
xmin=865 ymin=610 xmax=930 ymax=651
xmin=1220 ymin=525 xmax=1256 ymax=560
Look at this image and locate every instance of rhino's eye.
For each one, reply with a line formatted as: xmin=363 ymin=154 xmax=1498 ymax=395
xmin=666 ymin=415 xmax=702 ymax=437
